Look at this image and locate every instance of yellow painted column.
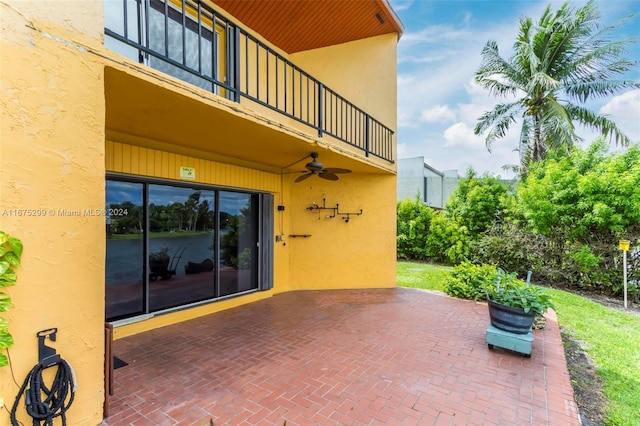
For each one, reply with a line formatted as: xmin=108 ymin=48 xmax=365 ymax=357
xmin=1 ymin=1 xmax=106 ymax=424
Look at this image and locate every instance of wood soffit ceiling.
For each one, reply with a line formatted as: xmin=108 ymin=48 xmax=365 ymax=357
xmin=210 ymin=0 xmax=404 ymax=54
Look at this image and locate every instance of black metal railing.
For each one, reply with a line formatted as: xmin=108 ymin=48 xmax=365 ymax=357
xmin=104 ymin=0 xmax=394 ymax=162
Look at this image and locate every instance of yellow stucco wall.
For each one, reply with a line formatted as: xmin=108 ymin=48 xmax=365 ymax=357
xmin=0 ymin=1 xmax=106 ymax=424
xmin=291 ymin=33 xmax=398 ymax=138
xmin=285 ymin=174 xmax=397 ymax=291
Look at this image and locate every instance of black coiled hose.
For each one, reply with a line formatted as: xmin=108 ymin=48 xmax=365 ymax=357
xmin=10 ymin=358 xmax=76 ymax=426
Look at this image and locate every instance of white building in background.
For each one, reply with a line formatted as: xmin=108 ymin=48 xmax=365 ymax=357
xmin=397 ymin=157 xmax=460 ymax=209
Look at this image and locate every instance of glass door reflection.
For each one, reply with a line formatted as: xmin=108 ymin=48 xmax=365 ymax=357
xmin=105 ymin=181 xmax=145 ymax=321
xmin=219 ymin=192 xmax=259 ymax=296
xmin=148 ymin=184 xmax=216 ymax=311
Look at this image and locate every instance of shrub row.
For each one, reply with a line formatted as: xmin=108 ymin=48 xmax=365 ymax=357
xmin=397 ymin=141 xmax=640 ymax=300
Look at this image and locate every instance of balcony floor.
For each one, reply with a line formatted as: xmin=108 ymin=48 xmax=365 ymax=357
xmin=103 ymin=288 xmax=580 ymax=425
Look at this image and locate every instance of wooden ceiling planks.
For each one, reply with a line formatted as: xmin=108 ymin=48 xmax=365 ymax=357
xmin=211 ymin=0 xmax=403 ymax=53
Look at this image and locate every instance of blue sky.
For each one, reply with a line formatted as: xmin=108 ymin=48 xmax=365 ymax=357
xmin=389 ymin=0 xmax=640 ymax=178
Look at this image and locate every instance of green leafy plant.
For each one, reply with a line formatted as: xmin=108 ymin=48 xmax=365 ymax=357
xmin=425 ymin=212 xmax=471 ymax=265
xmin=443 ymin=262 xmax=498 ymax=300
xmin=484 ymin=269 xmax=555 ymax=314
xmin=0 ymin=231 xmax=22 ymax=368
xmin=445 ymin=168 xmax=511 ymax=236
xmin=517 ymin=140 xmax=640 ymax=293
xmin=396 ymin=196 xmax=434 ymax=260
xmin=149 ymin=247 xmax=170 ymax=261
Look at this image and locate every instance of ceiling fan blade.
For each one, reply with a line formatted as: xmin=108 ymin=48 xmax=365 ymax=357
xmin=322 ymin=168 xmax=351 ymax=174
xmin=295 ymin=173 xmax=312 ymax=183
xmin=319 ymin=173 xmax=339 ymax=181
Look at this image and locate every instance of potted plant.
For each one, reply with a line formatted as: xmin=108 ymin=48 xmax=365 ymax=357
xmin=149 ymin=247 xmax=170 ymax=276
xmin=483 ymin=269 xmax=554 ymax=334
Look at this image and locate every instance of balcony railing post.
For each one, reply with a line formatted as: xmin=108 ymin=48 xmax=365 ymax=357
xmin=317 ymin=83 xmax=324 ymax=138
xmin=233 ymin=26 xmax=241 ymax=102
xmin=136 ymin=0 xmax=148 ymax=64
xmin=365 ymin=115 xmax=370 ymax=157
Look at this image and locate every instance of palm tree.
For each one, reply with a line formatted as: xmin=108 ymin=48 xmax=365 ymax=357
xmin=474 ymin=0 xmax=639 ymax=173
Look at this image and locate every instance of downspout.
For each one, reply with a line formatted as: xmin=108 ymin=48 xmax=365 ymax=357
xmin=441 ymin=175 xmax=444 ymax=209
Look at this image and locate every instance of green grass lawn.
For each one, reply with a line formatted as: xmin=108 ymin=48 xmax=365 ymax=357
xmin=397 ymin=261 xmax=640 ymax=426
xmin=396 ymin=261 xmax=450 ymax=291
xmin=546 ymin=288 xmax=640 ymax=426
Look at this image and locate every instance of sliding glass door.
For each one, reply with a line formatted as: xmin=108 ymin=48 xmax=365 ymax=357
xmin=219 ymin=191 xmax=259 ymax=297
xmin=105 ymin=177 xmax=270 ymax=322
xmin=105 ymin=181 xmax=145 ymax=320
xmin=147 ymin=184 xmax=217 ymax=311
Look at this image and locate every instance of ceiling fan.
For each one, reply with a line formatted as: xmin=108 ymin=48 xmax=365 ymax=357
xmin=295 ymin=152 xmax=352 ymax=183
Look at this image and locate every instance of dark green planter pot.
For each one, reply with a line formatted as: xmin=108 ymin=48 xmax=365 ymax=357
xmin=487 ymin=299 xmax=536 ymax=334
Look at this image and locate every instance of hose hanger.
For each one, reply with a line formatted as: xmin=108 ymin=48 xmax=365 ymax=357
xmin=10 ymin=328 xmax=77 ymax=426
xmin=38 ymin=328 xmax=61 ymax=368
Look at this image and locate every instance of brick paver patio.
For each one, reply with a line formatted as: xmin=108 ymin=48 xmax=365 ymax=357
xmin=105 ymin=288 xmax=580 ymax=425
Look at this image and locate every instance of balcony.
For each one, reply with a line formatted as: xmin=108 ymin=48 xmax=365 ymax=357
xmin=104 ymin=0 xmax=395 ymax=163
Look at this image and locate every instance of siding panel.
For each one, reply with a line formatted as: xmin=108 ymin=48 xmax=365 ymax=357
xmin=105 ymin=141 xmax=278 ymax=193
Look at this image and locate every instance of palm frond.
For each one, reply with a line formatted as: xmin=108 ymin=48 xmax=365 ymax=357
xmin=475 ymin=41 xmax=525 ymax=96
xmin=560 ymin=42 xmax=638 ymax=87
xmin=555 ymin=10 xmax=637 ymax=80
xmin=564 ymin=103 xmax=634 ymax=146
xmin=548 ymin=4 xmax=638 ymax=87
xmin=564 ymin=79 xmax=640 ymax=103
xmin=527 ymin=71 xmax=561 ymax=95
xmin=474 ymin=101 xmax=523 ymax=151
xmin=540 ymin=97 xmax=580 ymax=151
xmin=501 ymin=163 xmax=521 ymax=175
xmin=542 ymin=6 xmax=606 ymax=90
xmin=514 ymin=16 xmax=540 ymax=77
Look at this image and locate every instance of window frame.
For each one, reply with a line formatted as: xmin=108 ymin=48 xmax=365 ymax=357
xmin=106 ymin=173 xmax=273 ymax=324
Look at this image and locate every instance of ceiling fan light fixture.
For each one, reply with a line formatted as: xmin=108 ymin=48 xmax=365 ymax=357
xmin=306 ymin=161 xmax=323 ymax=172
xmin=294 ymin=152 xmax=352 ymax=183
xmin=305 ymin=152 xmax=323 ymax=172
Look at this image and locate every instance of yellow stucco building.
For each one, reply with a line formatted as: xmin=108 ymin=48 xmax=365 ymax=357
xmin=0 ymin=0 xmax=402 ymax=423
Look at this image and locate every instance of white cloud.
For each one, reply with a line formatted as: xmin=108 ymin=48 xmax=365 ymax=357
xmin=597 ymin=89 xmax=640 ymax=143
xmin=397 ymin=142 xmax=410 ymax=159
xmin=398 ymin=53 xmax=449 ymax=64
xmin=600 ymin=89 xmax=640 ymax=119
xmin=443 ymin=122 xmax=483 ymax=148
xmin=395 ymin=19 xmax=522 ymax=130
xmin=396 ymin=65 xmax=474 ymax=127
xmin=463 ymin=11 xmax=473 ymax=25
xmin=457 ymin=103 xmax=487 ymax=125
xmin=390 ymin=0 xmax=414 ymax=12
xmin=400 ymin=26 xmax=472 ymax=46
xmin=420 ymin=105 xmax=456 ymax=123
xmin=397 ymin=141 xmax=427 ymax=159
xmin=397 ymin=109 xmax=418 ymax=128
